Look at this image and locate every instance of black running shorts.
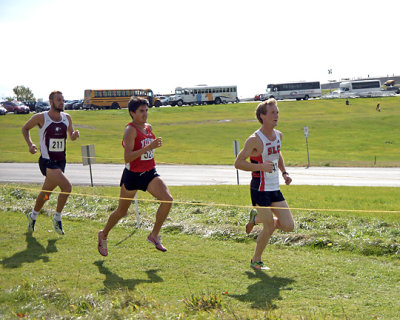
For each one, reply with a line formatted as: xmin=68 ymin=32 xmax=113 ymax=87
xmin=39 ymin=156 xmax=66 ymax=176
xmin=120 ymin=168 xmax=160 ymax=191
xmin=250 ymin=188 xmax=285 ymax=207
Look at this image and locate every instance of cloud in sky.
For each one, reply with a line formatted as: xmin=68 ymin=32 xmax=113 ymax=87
xmin=1 ymin=0 xmax=399 ymax=100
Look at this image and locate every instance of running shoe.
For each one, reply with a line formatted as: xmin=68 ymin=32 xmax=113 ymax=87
xmin=97 ymin=230 xmax=108 ymax=256
xmin=250 ymin=260 xmax=270 ymax=271
xmin=52 ymin=217 xmax=65 ymax=235
xmin=246 ymin=209 xmax=258 ymax=234
xmin=146 ymin=234 xmax=167 ymax=252
xmin=26 ymin=213 xmax=36 ymax=233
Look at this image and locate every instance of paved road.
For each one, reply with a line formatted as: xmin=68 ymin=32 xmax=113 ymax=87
xmin=0 ymin=163 xmax=399 ymax=187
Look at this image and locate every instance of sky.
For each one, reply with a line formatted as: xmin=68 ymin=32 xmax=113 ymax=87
xmin=1 ymin=0 xmax=399 ymax=100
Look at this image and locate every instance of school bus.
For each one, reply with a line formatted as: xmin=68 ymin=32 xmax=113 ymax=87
xmin=169 ymin=85 xmax=238 ymax=106
xmin=83 ymin=89 xmax=162 ymax=110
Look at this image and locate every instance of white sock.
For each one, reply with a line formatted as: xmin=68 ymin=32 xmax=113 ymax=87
xmin=53 ymin=212 xmax=62 ymax=222
xmin=31 ymin=210 xmax=39 ymax=220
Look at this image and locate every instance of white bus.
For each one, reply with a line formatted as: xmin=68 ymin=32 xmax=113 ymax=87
xmin=265 ymin=81 xmax=321 ymax=100
xmin=169 ymin=85 xmax=238 ymax=106
xmin=339 ymin=80 xmax=382 ymax=95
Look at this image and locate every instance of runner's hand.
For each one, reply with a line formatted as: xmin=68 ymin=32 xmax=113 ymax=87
xmin=72 ymin=130 xmax=80 ymax=140
xmin=283 ymin=174 xmax=292 ymax=185
xmin=150 ymin=137 xmax=163 ymax=149
xmin=29 ymin=144 xmax=37 ymax=154
xmin=260 ymin=161 xmax=274 ymax=173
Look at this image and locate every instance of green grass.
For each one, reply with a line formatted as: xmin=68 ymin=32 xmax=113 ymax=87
xmin=1 ymin=97 xmax=399 ymax=166
xmin=1 ymin=183 xmax=400 ymax=319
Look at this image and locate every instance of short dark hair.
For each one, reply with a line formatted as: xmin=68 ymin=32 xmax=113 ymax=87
xmin=49 ymin=90 xmax=63 ymax=102
xmin=128 ymin=96 xmax=149 ymax=113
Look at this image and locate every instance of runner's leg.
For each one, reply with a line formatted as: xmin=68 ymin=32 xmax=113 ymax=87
xmin=34 ymin=177 xmax=57 ymax=212
xmin=102 ymin=184 xmax=136 ymax=239
xmin=252 ymin=207 xmax=276 ymax=262
xmin=44 ymin=168 xmax=72 ymax=214
xmin=271 ymin=200 xmax=294 ymax=232
xmin=146 ymin=177 xmax=173 ymax=237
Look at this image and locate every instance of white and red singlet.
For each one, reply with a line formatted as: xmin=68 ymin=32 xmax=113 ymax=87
xmin=250 ymin=129 xmax=281 ymax=191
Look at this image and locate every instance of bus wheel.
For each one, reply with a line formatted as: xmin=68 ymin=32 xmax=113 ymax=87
xmin=111 ymin=102 xmax=120 ymax=109
xmin=303 ymin=95 xmax=309 ymax=100
xmin=155 ymin=101 xmax=161 ymax=108
xmin=177 ymin=100 xmax=183 ymax=107
xmin=214 ymin=97 xmax=221 ymax=104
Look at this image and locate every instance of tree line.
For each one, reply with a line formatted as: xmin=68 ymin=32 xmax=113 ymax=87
xmin=3 ymin=86 xmax=35 ymax=102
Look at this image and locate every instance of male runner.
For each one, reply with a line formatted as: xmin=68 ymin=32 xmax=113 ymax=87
xmin=22 ymin=90 xmax=80 ymax=235
xmin=97 ymin=97 xmax=173 ymax=256
xmin=234 ymin=98 xmax=294 ymax=270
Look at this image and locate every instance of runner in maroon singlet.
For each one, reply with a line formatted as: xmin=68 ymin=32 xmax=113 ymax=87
xmin=97 ymin=97 xmax=173 ymax=256
xmin=22 ymin=90 xmax=80 ymax=235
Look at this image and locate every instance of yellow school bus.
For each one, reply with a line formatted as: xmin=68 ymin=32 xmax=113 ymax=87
xmin=83 ymin=89 xmax=162 ymax=110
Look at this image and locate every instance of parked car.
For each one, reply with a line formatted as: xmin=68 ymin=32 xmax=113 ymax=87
xmin=158 ymin=96 xmax=170 ymax=106
xmin=65 ymin=100 xmax=78 ymax=110
xmin=72 ymin=99 xmax=83 ymax=110
xmin=23 ymin=101 xmax=37 ymax=112
xmin=35 ymin=101 xmax=50 ymax=113
xmin=385 ymin=86 xmax=400 ymax=94
xmin=0 ymin=105 xmax=7 ymax=115
xmin=1 ymin=101 xmax=30 ymax=114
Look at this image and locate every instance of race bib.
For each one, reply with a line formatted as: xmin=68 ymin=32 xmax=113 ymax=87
xmin=265 ymin=159 xmax=279 ymax=177
xmin=141 ymin=149 xmax=154 ymax=160
xmin=49 ymin=138 xmax=65 ymax=152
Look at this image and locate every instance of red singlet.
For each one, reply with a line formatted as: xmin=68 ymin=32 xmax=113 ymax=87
xmin=124 ymin=123 xmax=156 ymax=172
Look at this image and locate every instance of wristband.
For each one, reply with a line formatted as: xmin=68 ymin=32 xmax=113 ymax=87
xmin=282 ymin=171 xmax=289 ymax=176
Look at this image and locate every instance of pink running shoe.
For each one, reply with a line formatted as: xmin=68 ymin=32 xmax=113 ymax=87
xmin=146 ymin=234 xmax=167 ymax=252
xmin=98 ymin=231 xmax=108 ymax=256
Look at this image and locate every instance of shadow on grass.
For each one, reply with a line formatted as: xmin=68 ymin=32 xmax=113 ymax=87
xmin=1 ymin=232 xmax=59 ymax=268
xmin=93 ymin=260 xmax=163 ymax=292
xmin=229 ymin=270 xmax=294 ymax=310
xmin=114 ymin=229 xmax=138 ymax=247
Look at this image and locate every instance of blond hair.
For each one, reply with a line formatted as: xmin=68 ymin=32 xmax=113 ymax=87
xmin=256 ymin=98 xmax=277 ymax=123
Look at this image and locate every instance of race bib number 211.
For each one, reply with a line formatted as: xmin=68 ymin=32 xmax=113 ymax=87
xmin=49 ymin=138 xmax=65 ymax=152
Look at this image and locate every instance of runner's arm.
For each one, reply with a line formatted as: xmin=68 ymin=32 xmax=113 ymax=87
xmin=66 ymin=114 xmax=80 ymax=141
xmin=277 ymin=132 xmax=292 ymax=185
xmin=21 ymin=113 xmax=43 ymax=154
xmin=234 ymin=136 xmax=274 ymax=172
xmin=123 ymin=126 xmax=162 ymax=163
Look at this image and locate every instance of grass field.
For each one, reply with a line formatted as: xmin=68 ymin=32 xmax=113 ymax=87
xmin=1 ymin=183 xmax=399 ymax=319
xmin=1 ymin=97 xmax=399 ymax=319
xmin=0 ymin=97 xmax=399 ymax=166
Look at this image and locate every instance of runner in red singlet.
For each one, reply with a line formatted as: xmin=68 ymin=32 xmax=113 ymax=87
xmin=97 ymin=97 xmax=173 ymax=256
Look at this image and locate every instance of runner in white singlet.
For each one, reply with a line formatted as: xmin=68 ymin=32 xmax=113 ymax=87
xmin=234 ymin=98 xmax=294 ymax=271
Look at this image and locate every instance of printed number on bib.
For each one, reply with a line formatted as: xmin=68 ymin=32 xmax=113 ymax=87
xmin=49 ymin=138 xmax=65 ymax=152
xmin=141 ymin=149 xmax=154 ymax=161
xmin=265 ymin=159 xmax=279 ymax=177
